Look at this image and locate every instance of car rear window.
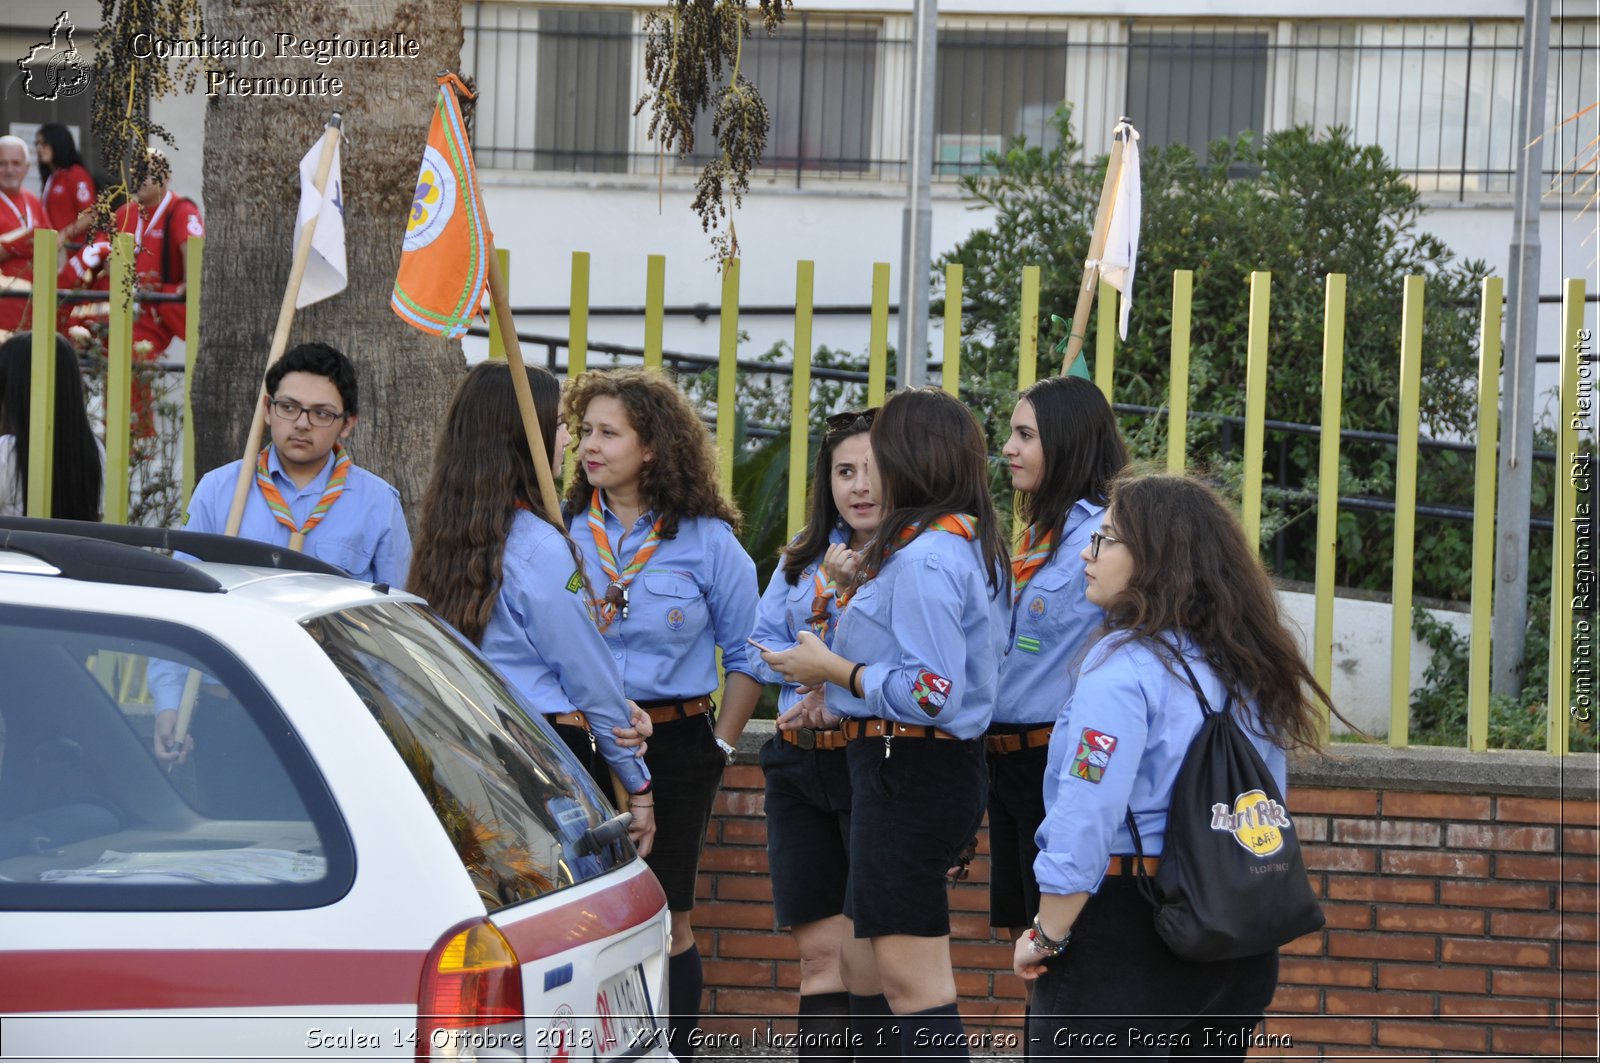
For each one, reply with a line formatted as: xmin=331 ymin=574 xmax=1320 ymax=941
xmin=0 ymin=606 xmax=354 ymax=911
xmin=304 ymin=602 xmax=634 ymax=912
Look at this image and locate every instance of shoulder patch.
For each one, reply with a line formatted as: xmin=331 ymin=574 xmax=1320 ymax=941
xmin=1069 ymin=727 xmax=1118 ymax=784
xmin=911 ymin=669 xmax=952 ymax=716
xmin=565 ymin=570 xmax=584 ymax=594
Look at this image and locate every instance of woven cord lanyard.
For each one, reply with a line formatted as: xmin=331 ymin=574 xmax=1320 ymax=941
xmin=1011 ymin=522 xmax=1055 ymax=607
xmin=835 ymin=513 xmax=977 ymax=611
xmin=586 ymin=488 xmax=666 ymax=631
xmin=255 ymin=443 xmax=351 ymax=551
xmin=806 ymin=566 xmax=837 ymax=637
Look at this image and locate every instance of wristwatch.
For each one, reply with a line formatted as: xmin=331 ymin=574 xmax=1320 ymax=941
xmin=714 ymin=735 xmax=737 ymax=764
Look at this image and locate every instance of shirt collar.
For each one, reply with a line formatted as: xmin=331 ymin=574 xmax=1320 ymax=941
xmin=597 ymin=489 xmax=656 ymax=529
xmin=267 ymin=445 xmax=336 ymax=493
xmin=1064 ymin=497 xmax=1105 ymax=537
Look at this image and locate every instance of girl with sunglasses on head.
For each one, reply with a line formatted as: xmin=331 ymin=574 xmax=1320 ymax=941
xmin=762 ymin=387 xmax=1009 ymax=1061
xmin=989 ymin=377 xmax=1128 ymax=999
xmin=1016 ymin=474 xmax=1333 ymax=1059
xmin=407 ymin=362 xmax=655 ymax=855
xmin=563 ymin=367 xmax=762 ymax=1061
xmin=747 ymin=408 xmax=882 ymax=1060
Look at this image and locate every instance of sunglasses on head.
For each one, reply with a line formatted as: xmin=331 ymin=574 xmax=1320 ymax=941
xmin=825 ymin=408 xmax=878 ymax=432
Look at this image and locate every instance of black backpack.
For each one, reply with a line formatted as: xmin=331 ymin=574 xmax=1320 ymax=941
xmin=1126 ymin=650 xmax=1325 ymax=962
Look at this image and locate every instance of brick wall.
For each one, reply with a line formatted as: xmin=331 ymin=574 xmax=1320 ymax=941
xmin=696 ymin=731 xmax=1599 ymax=1059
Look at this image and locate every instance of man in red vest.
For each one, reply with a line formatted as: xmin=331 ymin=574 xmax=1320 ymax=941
xmin=61 ymin=150 xmax=203 ymax=354
xmin=0 ymin=136 xmax=43 ymax=339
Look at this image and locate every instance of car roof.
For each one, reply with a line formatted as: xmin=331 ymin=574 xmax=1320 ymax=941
xmin=0 ymin=519 xmax=421 ymax=623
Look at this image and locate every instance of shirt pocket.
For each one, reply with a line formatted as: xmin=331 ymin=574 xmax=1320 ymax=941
xmin=1016 ymin=565 xmax=1083 ymax=640
xmin=307 ymin=535 xmax=373 ymax=581
xmin=640 ymin=572 xmax=709 ymax=641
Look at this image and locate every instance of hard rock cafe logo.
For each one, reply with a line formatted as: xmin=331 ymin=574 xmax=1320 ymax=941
xmin=19 ymin=11 xmax=90 ymax=102
xmin=1210 ymin=789 xmax=1292 ymax=857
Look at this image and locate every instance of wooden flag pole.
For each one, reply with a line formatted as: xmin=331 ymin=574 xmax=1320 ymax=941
xmin=483 ymin=235 xmax=633 ymax=813
xmin=1059 ymin=119 xmax=1129 ymax=376
xmin=223 ymin=113 xmax=343 ymax=537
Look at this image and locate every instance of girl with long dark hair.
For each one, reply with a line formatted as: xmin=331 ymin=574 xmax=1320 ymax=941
xmin=0 ymin=332 xmax=102 ymax=519
xmin=408 ymin=362 xmax=654 ymax=853
xmin=762 ymin=386 xmax=1009 ymax=1060
xmin=34 ymin=124 xmax=94 ymax=244
xmin=748 ymin=408 xmax=882 ymax=1058
xmin=988 ymin=377 xmax=1128 ymax=956
xmin=1016 ymin=474 xmax=1332 ymax=1058
xmin=562 ymin=366 xmax=762 ymax=1060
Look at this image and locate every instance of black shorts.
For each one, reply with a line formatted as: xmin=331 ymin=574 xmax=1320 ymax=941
xmin=844 ymin=729 xmax=987 ymax=939
xmin=639 ymin=710 xmax=725 ymax=911
xmin=760 ymin=734 xmax=852 ymax=929
xmin=1028 ymin=876 xmax=1279 ymax=1060
xmin=986 ymin=729 xmax=1050 ymax=929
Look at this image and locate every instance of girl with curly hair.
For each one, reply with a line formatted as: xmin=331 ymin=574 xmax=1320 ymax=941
xmin=1016 ymin=474 xmax=1333 ymax=1058
xmin=562 ymin=366 xmax=761 ymax=1059
xmin=761 ymin=387 xmax=1010 ymax=1060
xmin=407 ymin=362 xmax=655 ymax=854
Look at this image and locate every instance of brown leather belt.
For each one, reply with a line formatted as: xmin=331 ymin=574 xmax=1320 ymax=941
xmin=780 ymin=727 xmax=849 ymax=751
xmin=984 ymin=725 xmax=1054 ymax=754
xmin=551 ymin=711 xmax=590 ymax=729
xmin=640 ymin=695 xmax=714 ymax=724
xmin=1105 ymin=855 xmax=1160 ymax=877
xmin=841 ymin=718 xmax=960 ymax=742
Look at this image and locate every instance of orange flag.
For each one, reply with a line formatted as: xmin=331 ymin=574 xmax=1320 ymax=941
xmin=391 ymin=73 xmax=490 ymax=338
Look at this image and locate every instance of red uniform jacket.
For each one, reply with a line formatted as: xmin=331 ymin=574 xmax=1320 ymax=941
xmin=0 ymin=187 xmax=42 ymax=334
xmin=41 ymin=163 xmax=95 ymax=236
xmin=60 ymin=189 xmax=203 ymax=351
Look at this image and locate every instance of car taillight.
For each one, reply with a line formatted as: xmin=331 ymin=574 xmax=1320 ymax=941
xmin=417 ymin=918 xmax=524 ymax=1060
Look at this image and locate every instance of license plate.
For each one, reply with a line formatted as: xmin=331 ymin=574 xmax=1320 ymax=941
xmin=595 ymin=963 xmax=659 ymax=1060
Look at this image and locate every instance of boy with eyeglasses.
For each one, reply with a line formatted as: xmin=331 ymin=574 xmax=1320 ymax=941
xmin=181 ymin=341 xmax=410 ymax=587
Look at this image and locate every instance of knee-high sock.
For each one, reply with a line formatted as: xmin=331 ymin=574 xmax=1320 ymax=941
xmin=849 ymin=992 xmax=899 ymax=1061
xmin=899 ymin=1002 xmax=969 ymax=1060
xmin=667 ymin=945 xmax=703 ymax=1061
xmin=799 ymin=991 xmax=853 ymax=1062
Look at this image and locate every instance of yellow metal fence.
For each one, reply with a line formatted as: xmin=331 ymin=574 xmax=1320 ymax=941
xmin=21 ymin=235 xmax=1591 ymax=753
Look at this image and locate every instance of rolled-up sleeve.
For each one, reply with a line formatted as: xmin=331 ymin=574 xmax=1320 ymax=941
xmin=859 ymin=553 xmax=967 ymax=726
xmin=1033 ymin=644 xmax=1150 ymax=896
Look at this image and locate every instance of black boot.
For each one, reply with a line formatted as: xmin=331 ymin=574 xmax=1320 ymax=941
xmin=899 ymin=1002 xmax=969 ymax=1060
xmin=799 ymin=990 xmax=853 ymax=1062
xmin=667 ymin=945 xmax=703 ymax=1061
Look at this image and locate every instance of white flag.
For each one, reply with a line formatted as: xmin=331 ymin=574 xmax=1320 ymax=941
xmin=1096 ymin=121 xmax=1141 ymax=340
xmin=294 ymin=133 xmax=347 ymax=308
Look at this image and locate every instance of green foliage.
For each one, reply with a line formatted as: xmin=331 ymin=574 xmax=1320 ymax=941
xmin=1408 ymin=604 xmax=1596 ymax=752
xmin=936 ymin=109 xmax=1498 ymax=600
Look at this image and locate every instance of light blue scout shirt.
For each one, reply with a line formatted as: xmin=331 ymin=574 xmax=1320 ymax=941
xmin=150 ymin=446 xmax=411 ymax=715
xmin=480 ymin=511 xmax=649 ymax=794
xmin=826 ymin=528 xmax=1007 ymax=741
xmin=1033 ymin=632 xmax=1288 ymax=896
xmin=184 ymin=446 xmax=411 ymax=587
xmin=571 ymin=497 xmax=760 ymax=700
xmin=994 ymin=499 xmax=1107 ymax=726
xmin=748 ymin=528 xmax=848 ymax=715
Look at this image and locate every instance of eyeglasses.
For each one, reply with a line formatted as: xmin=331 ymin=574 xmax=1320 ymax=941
xmin=1088 ymin=530 xmax=1124 ymax=559
xmin=825 ymin=407 xmax=878 ymax=432
xmin=269 ymin=398 xmax=347 ymax=428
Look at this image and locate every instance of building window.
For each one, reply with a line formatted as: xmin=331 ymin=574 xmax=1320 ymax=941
xmin=690 ymin=17 xmax=881 ymax=175
xmin=935 ymin=25 xmax=1069 ymax=176
xmin=465 ymin=5 xmax=632 ymax=173
xmin=1127 ymin=28 xmax=1269 ymax=160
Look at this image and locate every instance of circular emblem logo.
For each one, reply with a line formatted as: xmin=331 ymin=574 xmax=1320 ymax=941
xmin=544 ymin=1004 xmax=576 ymax=1063
xmin=1229 ymin=789 xmax=1286 ymax=857
xmin=402 ymin=145 xmax=456 ymax=252
xmin=1028 ymin=596 xmax=1047 ymax=619
xmin=665 ymin=608 xmax=686 ymax=630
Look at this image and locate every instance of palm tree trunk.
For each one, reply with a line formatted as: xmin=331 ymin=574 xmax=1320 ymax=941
xmin=194 ymin=0 xmax=466 ymax=523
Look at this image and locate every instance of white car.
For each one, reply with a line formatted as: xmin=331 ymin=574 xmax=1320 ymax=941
xmin=0 ymin=518 xmax=674 ymax=1062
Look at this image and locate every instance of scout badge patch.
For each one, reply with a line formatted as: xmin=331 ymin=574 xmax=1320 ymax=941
xmin=911 ymin=669 xmax=952 ymax=716
xmin=1070 ymin=727 xmax=1118 ymax=783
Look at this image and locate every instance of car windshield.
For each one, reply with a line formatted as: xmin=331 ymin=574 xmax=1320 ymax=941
xmin=304 ymin=602 xmax=633 ymax=912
